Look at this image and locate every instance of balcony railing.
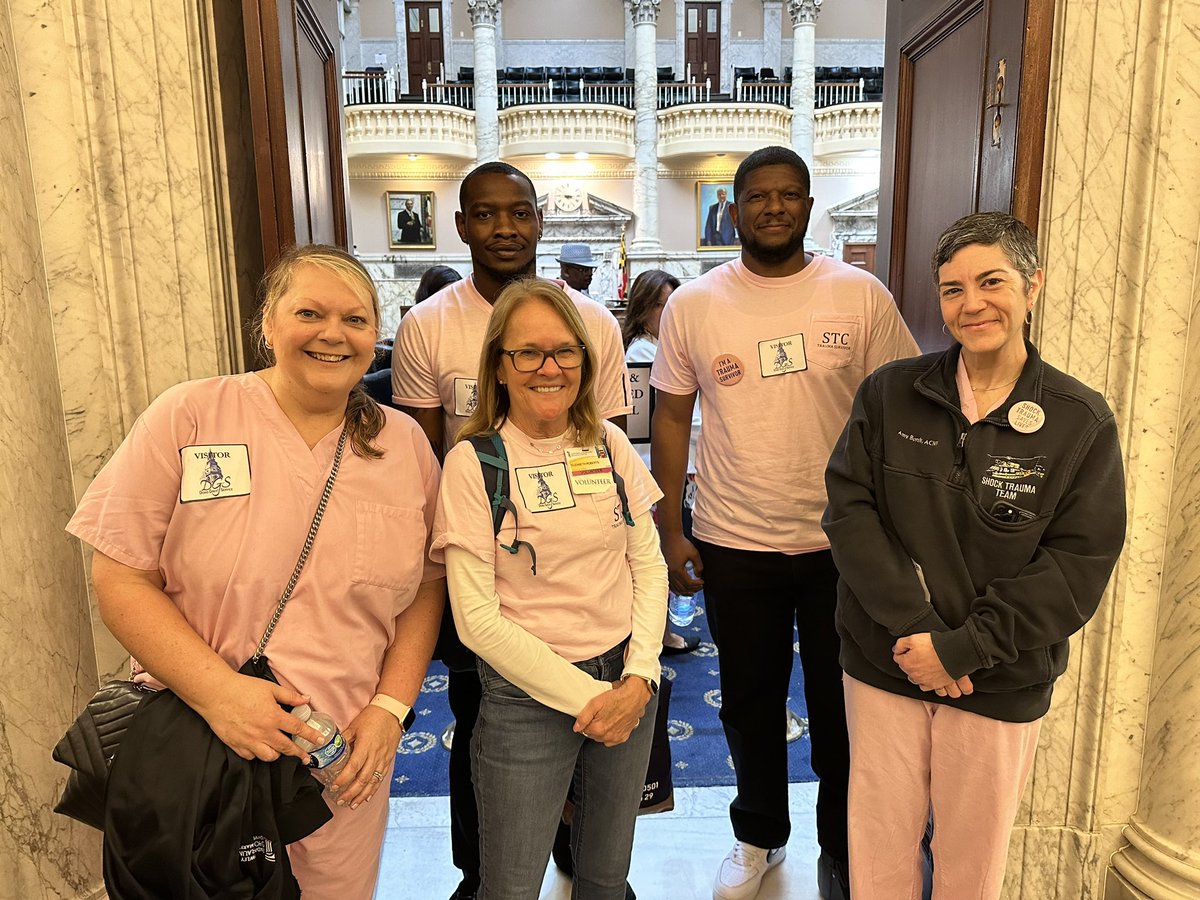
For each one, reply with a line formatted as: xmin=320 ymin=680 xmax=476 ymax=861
xmin=816 ymin=80 xmax=867 ymax=108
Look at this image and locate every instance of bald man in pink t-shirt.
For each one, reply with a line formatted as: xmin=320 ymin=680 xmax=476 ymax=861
xmin=651 ymin=147 xmax=918 ymax=900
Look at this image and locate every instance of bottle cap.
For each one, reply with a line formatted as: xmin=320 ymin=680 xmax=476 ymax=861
xmin=292 ymin=704 xmax=312 ymax=721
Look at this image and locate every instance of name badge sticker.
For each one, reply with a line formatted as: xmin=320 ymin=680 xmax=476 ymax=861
xmin=758 ymin=333 xmax=808 ymax=378
xmin=564 ymin=446 xmax=615 ymax=494
xmin=180 ymin=444 xmax=252 ymax=503
xmin=454 ymin=378 xmax=480 ymax=417
xmin=514 ymin=463 xmax=577 ymax=513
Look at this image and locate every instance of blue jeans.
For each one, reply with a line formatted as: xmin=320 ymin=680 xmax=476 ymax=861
xmin=473 ymin=640 xmax=657 ymax=900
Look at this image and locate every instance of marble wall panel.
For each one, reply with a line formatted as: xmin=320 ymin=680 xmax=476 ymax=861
xmin=11 ymin=0 xmax=241 ymax=681
xmin=0 ymin=4 xmax=103 ymax=895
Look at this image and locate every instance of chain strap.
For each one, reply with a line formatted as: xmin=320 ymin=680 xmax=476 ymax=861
xmin=252 ymin=427 xmax=349 ymax=661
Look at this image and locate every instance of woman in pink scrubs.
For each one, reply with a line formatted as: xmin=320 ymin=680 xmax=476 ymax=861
xmin=68 ymin=245 xmax=445 ymax=899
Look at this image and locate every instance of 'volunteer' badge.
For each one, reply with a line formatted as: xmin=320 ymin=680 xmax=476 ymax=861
xmin=564 ymin=446 xmax=615 ymax=494
xmin=1009 ymin=401 xmax=1045 ymax=434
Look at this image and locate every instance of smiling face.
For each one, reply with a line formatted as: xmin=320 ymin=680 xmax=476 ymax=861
xmin=456 ymin=172 xmax=543 ymax=301
xmin=732 ymin=163 xmax=814 ymax=275
xmin=262 ymin=263 xmax=378 ymax=402
xmin=938 ymin=242 xmax=1042 ymax=363
xmin=499 ymin=297 xmax=582 ymax=438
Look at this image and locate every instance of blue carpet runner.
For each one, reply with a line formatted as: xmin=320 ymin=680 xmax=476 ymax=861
xmin=389 ymin=600 xmax=816 ymax=797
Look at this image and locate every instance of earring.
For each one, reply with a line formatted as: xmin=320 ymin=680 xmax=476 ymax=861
xmin=264 ymin=339 xmax=273 ymax=350
xmin=1024 ymin=308 xmax=1033 ymax=326
xmin=941 ymin=323 xmax=950 ymax=336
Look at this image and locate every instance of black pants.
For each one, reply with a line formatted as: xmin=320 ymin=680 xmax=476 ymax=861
xmin=696 ymin=541 xmax=850 ymax=863
xmin=447 ymin=664 xmax=482 ymax=892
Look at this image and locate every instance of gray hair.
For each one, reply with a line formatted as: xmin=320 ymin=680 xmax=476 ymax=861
xmin=931 ymin=212 xmax=1040 ymax=293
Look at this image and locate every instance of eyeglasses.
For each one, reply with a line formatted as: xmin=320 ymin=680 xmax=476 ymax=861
xmin=501 ymin=345 xmax=587 ymax=372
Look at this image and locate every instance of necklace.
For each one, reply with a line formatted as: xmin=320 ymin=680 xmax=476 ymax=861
xmin=513 ymin=425 xmax=575 ymax=456
xmin=969 ymin=379 xmax=1017 ymax=396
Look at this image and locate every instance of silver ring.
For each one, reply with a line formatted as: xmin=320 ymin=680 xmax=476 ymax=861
xmin=581 ymin=731 xmax=590 ymax=739
xmin=371 ymin=771 xmax=384 ymax=783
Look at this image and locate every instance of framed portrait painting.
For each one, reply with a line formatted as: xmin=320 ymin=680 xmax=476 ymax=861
xmin=387 ymin=191 xmax=436 ymax=250
xmin=696 ymin=181 xmax=739 ymax=251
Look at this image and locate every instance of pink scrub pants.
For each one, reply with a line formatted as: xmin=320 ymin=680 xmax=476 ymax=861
xmin=843 ymin=675 xmax=1041 ymax=900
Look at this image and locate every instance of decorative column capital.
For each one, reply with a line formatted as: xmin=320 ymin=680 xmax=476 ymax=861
xmin=467 ymin=0 xmax=502 ymax=27
xmin=787 ymin=0 xmax=821 ymax=26
xmin=629 ymin=0 xmax=661 ymax=26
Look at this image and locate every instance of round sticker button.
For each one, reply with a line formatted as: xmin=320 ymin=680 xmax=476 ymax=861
xmin=711 ymin=353 xmax=745 ymax=386
xmin=1009 ymin=400 xmax=1045 ymax=434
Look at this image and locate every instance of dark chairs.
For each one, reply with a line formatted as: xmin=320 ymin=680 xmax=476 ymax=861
xmin=784 ymin=66 xmax=793 ymax=81
xmin=657 ymin=66 xmax=675 ymax=82
xmin=583 ymin=66 xmax=605 ymax=82
xmin=524 ymin=66 xmax=547 ymax=82
xmin=760 ymin=67 xmax=778 ymax=82
xmin=734 ymin=66 xmax=758 ymax=83
xmin=564 ymin=66 xmax=583 ymax=81
xmin=457 ymin=66 xmax=474 ymax=83
xmin=845 ymin=66 xmax=864 ymax=80
xmin=602 ymin=66 xmax=624 ymax=82
xmin=626 ymin=68 xmax=636 ymax=83
xmin=546 ymin=66 xmax=566 ymax=82
xmin=823 ymin=66 xmax=845 ymax=81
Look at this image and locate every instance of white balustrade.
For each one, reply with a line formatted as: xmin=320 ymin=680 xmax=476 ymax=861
xmin=580 ymin=82 xmax=635 ymax=107
xmin=420 ymin=80 xmax=475 ymax=109
xmin=656 ymin=80 xmax=711 ymax=108
xmin=815 ymin=79 xmax=865 ymax=108
xmin=812 ymin=102 xmax=883 ymax=153
xmin=343 ymin=105 xmax=476 ymax=158
xmin=657 ymin=103 xmax=793 ymax=157
xmin=499 ymin=104 xmax=635 ymax=157
xmin=498 ymin=82 xmax=553 ymax=108
xmin=735 ymin=80 xmax=792 ymax=105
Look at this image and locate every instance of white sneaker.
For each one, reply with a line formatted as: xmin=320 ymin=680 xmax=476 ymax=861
xmin=712 ymin=842 xmax=787 ymax=899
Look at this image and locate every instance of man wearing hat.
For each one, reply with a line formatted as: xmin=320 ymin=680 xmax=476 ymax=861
xmin=557 ymin=243 xmax=599 ymax=295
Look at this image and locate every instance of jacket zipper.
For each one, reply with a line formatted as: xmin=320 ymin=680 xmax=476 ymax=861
xmin=951 ymin=430 xmax=969 ymax=484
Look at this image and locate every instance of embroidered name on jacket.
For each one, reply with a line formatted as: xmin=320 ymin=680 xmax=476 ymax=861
xmin=980 ymin=455 xmax=1046 ymax=502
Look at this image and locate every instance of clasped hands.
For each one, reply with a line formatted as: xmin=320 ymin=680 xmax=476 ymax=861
xmin=892 ymin=633 xmax=974 ymax=699
xmin=573 ymin=677 xmax=653 ymax=747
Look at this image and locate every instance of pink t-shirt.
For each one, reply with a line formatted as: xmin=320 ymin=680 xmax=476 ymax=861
xmin=431 ymin=420 xmax=662 ymax=665
xmin=66 ymin=374 xmax=443 ymax=730
xmin=392 ymin=275 xmax=632 ymax=452
xmin=651 ymin=255 xmax=919 ymax=553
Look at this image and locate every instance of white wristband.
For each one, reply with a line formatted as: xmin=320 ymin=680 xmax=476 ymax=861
xmin=370 ymin=693 xmax=413 ymax=733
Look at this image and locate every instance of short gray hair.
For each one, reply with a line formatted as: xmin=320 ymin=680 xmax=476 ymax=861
xmin=931 ymin=212 xmax=1040 ymax=293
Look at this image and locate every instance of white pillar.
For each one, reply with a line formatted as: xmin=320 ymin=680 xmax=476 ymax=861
xmin=343 ymin=0 xmax=362 ymax=69
xmin=787 ymin=0 xmax=820 ymax=162
xmin=467 ymin=0 xmax=501 ymax=163
xmin=630 ymin=0 xmax=662 ymax=252
xmin=762 ymin=0 xmax=783 ymax=75
xmin=393 ymin=0 xmax=408 ymax=93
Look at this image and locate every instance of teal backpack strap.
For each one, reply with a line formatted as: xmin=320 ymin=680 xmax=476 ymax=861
xmin=467 ymin=433 xmax=538 ymax=575
xmin=602 ymin=435 xmax=635 ymax=527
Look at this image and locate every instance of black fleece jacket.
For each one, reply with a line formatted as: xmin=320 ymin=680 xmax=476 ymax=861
xmin=822 ymin=342 xmax=1125 ymax=722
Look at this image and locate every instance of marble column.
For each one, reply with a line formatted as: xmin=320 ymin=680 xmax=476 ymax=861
xmin=630 ymin=0 xmax=662 ymax=252
xmin=343 ymin=0 xmax=362 ymax=69
xmin=394 ymin=0 xmax=409 ymax=93
xmin=787 ymin=0 xmax=820 ymax=162
xmin=997 ymin=0 xmax=1200 ymax=897
xmin=624 ymin=0 xmax=636 ymax=71
xmin=468 ymin=0 xmax=501 ymax=163
xmin=762 ymin=0 xmax=783 ymax=76
xmin=0 ymin=4 xmax=103 ymax=896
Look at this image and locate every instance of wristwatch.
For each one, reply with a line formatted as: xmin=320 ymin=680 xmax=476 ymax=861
xmin=622 ymin=674 xmax=659 ymax=696
xmin=370 ymin=693 xmax=416 ymax=732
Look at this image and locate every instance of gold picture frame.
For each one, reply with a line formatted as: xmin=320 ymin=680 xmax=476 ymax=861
xmin=696 ymin=181 xmax=739 ymax=251
xmin=387 ymin=191 xmax=436 ymax=250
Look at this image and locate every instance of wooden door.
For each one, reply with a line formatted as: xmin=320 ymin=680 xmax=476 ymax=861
xmin=685 ymin=3 xmax=721 ymax=85
xmin=243 ymin=0 xmax=348 ymax=268
xmin=875 ymin=0 xmax=1053 ymax=351
xmin=405 ymin=2 xmax=445 ymax=92
xmin=843 ymin=242 xmax=877 ymax=272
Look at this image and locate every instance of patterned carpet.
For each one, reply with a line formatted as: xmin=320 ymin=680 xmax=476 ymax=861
xmin=389 ymin=599 xmax=817 ymax=797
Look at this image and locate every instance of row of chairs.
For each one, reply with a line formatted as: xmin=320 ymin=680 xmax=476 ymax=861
xmin=733 ymin=65 xmax=886 ymax=83
xmin=456 ymin=66 xmax=676 ymax=84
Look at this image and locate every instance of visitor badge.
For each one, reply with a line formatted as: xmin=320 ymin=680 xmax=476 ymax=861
xmin=179 ymin=444 xmax=251 ymax=502
xmin=454 ymin=378 xmax=479 ymax=417
xmin=758 ymin=333 xmax=807 ymax=377
xmin=1008 ymin=401 xmax=1045 ymax=434
xmin=564 ymin=446 xmax=615 ymax=494
xmin=514 ymin=463 xmax=576 ymax=512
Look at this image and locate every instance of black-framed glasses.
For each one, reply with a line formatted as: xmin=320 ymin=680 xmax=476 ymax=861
xmin=501 ymin=345 xmax=587 ymax=372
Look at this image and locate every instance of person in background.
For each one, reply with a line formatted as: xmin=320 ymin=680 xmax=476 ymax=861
xmin=67 ymin=245 xmax=445 ymax=899
xmin=823 ymin=212 xmax=1126 ymax=899
xmin=415 ymin=265 xmax=462 ymax=304
xmin=391 ymin=161 xmax=631 ymax=900
xmin=433 ymin=277 xmax=665 ymax=899
xmin=651 ymin=146 xmax=918 ymax=900
xmin=557 ymin=242 xmax=600 ymax=296
xmin=622 ymin=269 xmax=700 ymax=656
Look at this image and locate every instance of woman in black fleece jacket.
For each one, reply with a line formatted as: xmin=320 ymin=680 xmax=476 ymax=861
xmin=822 ymin=213 xmax=1125 ymax=900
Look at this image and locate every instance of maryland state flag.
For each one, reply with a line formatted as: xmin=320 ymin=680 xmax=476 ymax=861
xmin=618 ymin=226 xmax=630 ymax=300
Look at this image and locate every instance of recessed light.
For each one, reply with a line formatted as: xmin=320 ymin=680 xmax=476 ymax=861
xmin=546 ymin=152 xmax=561 ymax=159
xmin=408 ymin=153 xmax=419 ymax=160
xmin=573 ymin=151 xmax=589 ymax=160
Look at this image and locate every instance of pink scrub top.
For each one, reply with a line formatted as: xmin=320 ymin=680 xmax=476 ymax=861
xmin=67 ymin=373 xmax=443 ymax=729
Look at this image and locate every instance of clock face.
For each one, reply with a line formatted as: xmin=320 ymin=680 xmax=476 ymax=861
xmin=555 ymin=183 xmax=584 ymax=212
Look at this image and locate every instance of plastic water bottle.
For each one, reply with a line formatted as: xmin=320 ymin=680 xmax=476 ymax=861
xmin=291 ymin=704 xmax=349 ymax=787
xmin=667 ymin=562 xmax=702 ymax=627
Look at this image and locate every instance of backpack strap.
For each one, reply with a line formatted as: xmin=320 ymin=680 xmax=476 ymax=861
xmin=468 ymin=433 xmax=538 ymax=575
xmin=602 ymin=435 xmax=635 ymax=527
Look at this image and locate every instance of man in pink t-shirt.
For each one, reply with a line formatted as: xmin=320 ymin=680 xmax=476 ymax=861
xmin=651 ymin=146 xmax=919 ymax=900
xmin=391 ymin=161 xmax=632 ymax=900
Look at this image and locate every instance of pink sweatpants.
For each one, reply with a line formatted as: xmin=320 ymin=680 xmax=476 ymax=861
xmin=843 ymin=675 xmax=1041 ymax=900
